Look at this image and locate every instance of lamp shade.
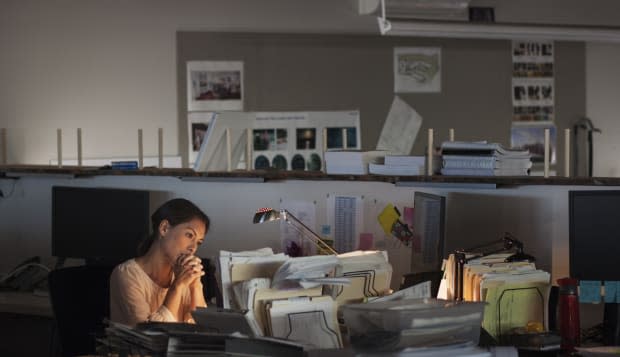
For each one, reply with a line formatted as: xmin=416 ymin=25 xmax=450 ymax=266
xmin=252 ymin=207 xmax=338 ymax=255
xmin=253 ymin=208 xmax=281 ymax=224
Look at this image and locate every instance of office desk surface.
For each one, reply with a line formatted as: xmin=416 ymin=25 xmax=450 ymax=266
xmin=0 ymin=290 xmax=53 ymax=317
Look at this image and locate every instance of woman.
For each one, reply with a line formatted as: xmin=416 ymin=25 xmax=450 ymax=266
xmin=110 ymin=198 xmax=210 ymax=326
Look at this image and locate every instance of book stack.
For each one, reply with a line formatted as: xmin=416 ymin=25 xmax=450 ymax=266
xmin=324 ymin=150 xmax=387 ymax=175
xmin=440 ymin=141 xmax=532 ymax=176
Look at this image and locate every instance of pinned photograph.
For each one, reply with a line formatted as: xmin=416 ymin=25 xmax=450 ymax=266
xmin=511 ymin=124 xmax=556 ymax=164
xmin=187 ymin=61 xmax=243 ymax=111
xmin=187 ymin=112 xmax=215 ymax=166
xmin=296 ymin=128 xmax=316 ymax=150
xmin=394 ymin=47 xmax=441 ymax=93
xmin=253 ymin=129 xmax=275 ymax=151
xmin=326 ymin=127 xmax=357 ymax=149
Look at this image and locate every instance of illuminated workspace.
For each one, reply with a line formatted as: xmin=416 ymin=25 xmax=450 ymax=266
xmin=2 ymin=1 xmax=620 ymax=356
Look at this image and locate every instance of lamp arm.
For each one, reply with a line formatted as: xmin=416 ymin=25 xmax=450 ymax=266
xmin=281 ymin=209 xmax=338 ymax=255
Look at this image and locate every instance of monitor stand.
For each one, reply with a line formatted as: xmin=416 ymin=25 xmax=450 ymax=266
xmin=603 ymin=303 xmax=620 ymax=345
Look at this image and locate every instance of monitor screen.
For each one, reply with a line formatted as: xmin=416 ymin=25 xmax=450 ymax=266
xmin=569 ymin=190 xmax=620 ymax=281
xmin=411 ymin=192 xmax=446 ymax=273
xmin=52 ymin=186 xmax=150 ymax=265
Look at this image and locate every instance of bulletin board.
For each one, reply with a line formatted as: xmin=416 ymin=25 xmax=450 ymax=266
xmin=176 ymin=32 xmax=585 ymax=174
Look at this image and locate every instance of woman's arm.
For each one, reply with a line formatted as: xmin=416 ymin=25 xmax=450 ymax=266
xmin=170 ymin=255 xmax=206 ymax=322
xmin=110 ymin=265 xmax=176 ymax=326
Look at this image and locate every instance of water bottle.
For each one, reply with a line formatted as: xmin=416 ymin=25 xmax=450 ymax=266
xmin=557 ymin=277 xmax=580 ymax=352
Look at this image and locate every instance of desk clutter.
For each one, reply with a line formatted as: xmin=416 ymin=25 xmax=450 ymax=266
xmin=98 ymin=247 xmax=521 ymax=356
xmin=217 ymin=248 xmax=393 ymax=349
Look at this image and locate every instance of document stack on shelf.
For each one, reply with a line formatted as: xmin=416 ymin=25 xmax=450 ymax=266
xmin=324 ymin=150 xmax=387 ymax=175
xmin=440 ymin=141 xmax=532 ymax=176
xmin=369 ymin=155 xmax=427 ymax=175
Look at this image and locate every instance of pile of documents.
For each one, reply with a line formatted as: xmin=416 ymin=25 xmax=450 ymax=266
xmin=328 ymin=250 xmax=393 ymax=305
xmin=369 ymin=155 xmax=426 ymax=175
xmin=324 ymin=150 xmax=387 ymax=175
xmin=217 ymin=249 xmax=344 ymax=349
xmin=440 ymin=141 xmax=532 ymax=176
xmin=214 ymin=248 xmax=395 ymax=350
xmin=445 ymin=252 xmax=551 ymax=341
xmin=102 ymin=320 xmax=308 ymax=357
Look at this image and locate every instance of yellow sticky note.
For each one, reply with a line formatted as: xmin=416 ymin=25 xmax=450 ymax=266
xmin=378 ymin=203 xmax=399 ymax=235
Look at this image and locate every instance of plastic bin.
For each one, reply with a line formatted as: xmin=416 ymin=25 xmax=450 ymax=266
xmin=342 ymin=298 xmax=486 ymax=352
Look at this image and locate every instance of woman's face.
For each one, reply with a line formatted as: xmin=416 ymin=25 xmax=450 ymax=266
xmin=159 ymin=217 xmax=207 ymax=263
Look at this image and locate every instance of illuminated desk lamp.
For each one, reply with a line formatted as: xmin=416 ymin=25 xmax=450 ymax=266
xmin=253 ymin=208 xmax=338 ymax=256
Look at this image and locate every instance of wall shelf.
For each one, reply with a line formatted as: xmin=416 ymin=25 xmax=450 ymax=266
xmin=2 ymin=165 xmax=619 ymax=187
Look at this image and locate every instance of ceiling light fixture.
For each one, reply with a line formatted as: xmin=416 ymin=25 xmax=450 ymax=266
xmin=372 ymin=0 xmax=620 ymax=43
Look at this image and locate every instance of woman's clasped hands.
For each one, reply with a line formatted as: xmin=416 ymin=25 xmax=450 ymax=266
xmin=172 ymin=253 xmax=204 ymax=288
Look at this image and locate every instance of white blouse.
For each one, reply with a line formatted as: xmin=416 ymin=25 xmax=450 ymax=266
xmin=110 ymin=259 xmax=192 ymax=327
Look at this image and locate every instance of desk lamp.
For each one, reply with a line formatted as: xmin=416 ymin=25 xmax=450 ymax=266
xmin=252 ymin=208 xmax=338 ymax=255
xmin=458 ymin=232 xmax=536 ymax=263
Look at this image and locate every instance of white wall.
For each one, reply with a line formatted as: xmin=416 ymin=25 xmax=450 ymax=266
xmin=0 ymin=0 xmax=376 ymax=165
xmin=3 ymin=0 xmax=620 ymax=166
xmin=586 ymin=43 xmax=620 ymax=177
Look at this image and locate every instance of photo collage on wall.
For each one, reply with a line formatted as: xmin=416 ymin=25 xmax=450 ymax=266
xmin=510 ymin=40 xmax=556 ymax=164
xmin=250 ymin=112 xmax=360 ymax=171
xmin=252 ymin=125 xmax=358 ymax=171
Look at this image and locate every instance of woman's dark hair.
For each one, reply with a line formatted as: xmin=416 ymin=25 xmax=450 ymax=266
xmin=137 ymin=198 xmax=210 ymax=256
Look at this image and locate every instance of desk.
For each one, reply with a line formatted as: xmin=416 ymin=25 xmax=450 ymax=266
xmin=0 ymin=291 xmax=57 ymax=357
xmin=0 ymin=290 xmax=53 ymax=317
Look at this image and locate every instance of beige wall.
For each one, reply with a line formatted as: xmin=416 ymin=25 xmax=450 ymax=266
xmin=1 ymin=0 xmax=618 ymax=170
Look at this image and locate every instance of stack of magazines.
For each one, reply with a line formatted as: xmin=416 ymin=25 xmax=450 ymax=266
xmin=440 ymin=141 xmax=532 ymax=176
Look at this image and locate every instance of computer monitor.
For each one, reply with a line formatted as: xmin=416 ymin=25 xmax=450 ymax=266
xmin=52 ymin=186 xmax=150 ymax=266
xmin=569 ymin=190 xmax=620 ymax=281
xmin=411 ymin=192 xmax=446 ymax=273
xmin=569 ymin=190 xmax=620 ymax=345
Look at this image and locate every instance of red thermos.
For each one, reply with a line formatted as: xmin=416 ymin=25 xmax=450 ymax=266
xmin=557 ymin=277 xmax=580 ymax=351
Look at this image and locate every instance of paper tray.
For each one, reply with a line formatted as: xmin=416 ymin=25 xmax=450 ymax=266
xmin=342 ymin=298 xmax=485 ymax=351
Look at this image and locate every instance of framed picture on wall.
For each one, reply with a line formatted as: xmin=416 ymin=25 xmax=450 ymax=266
xmin=187 ymin=61 xmax=244 ymax=111
xmin=188 ymin=112 xmax=216 ymax=166
xmin=394 ymin=47 xmax=441 ymax=93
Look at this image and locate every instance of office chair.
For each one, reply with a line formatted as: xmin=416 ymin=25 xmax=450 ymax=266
xmin=48 ymin=265 xmax=114 ymax=357
xmin=201 ymin=258 xmax=223 ymax=308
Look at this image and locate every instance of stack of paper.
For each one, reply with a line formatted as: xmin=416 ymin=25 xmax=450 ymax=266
xmin=440 ymin=141 xmax=532 ymax=176
xmin=218 ymin=248 xmax=288 ymax=309
xmin=271 ymin=255 xmax=341 ymax=290
xmin=329 ymin=250 xmax=393 ymax=305
xmin=266 ymin=296 xmax=342 ymax=349
xmin=224 ymin=335 xmax=307 ymax=356
xmin=324 ymin=150 xmax=387 ymax=175
xmin=191 ymin=306 xmax=263 ymax=337
xmin=103 ymin=321 xmax=169 ymax=356
xmin=220 ymin=249 xmax=339 ymax=337
xmin=369 ymin=155 xmax=426 ymax=175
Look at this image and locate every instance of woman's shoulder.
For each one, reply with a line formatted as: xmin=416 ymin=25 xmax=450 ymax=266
xmin=111 ymin=259 xmax=144 ymax=281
